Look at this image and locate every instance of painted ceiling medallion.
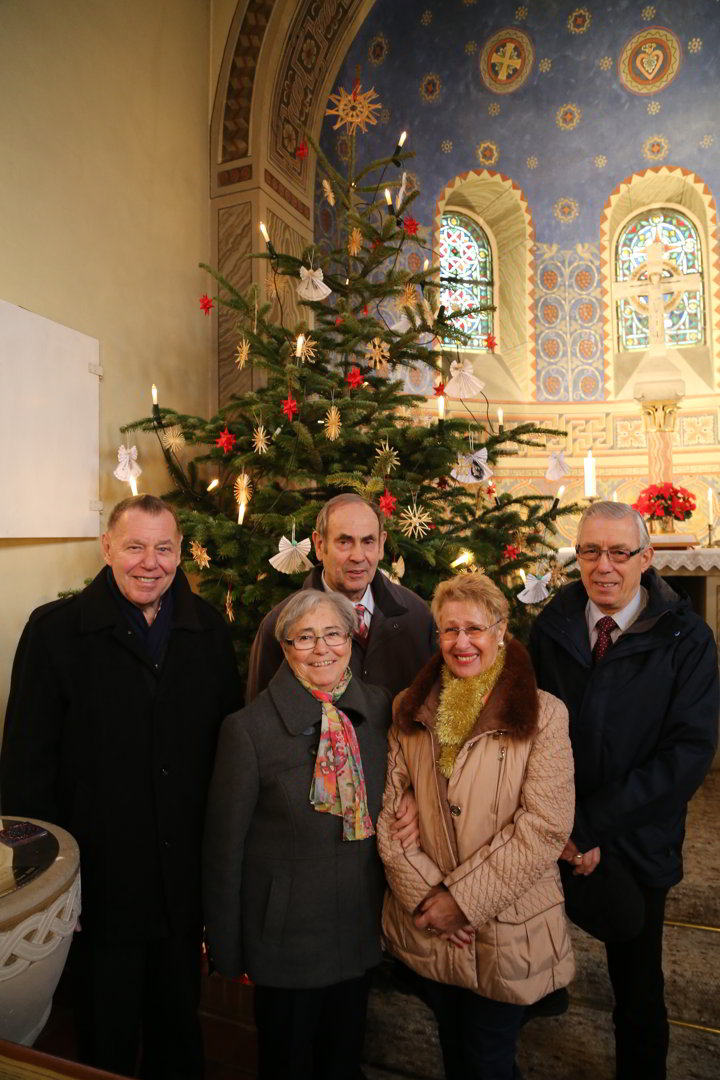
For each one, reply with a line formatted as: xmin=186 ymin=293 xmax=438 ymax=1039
xmin=480 ymin=28 xmax=534 ymax=95
xmin=618 ymin=26 xmax=681 ymax=95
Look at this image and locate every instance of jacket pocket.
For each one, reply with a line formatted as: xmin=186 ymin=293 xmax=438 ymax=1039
xmin=495 ymin=868 xmax=565 ymax=924
xmin=261 ymin=872 xmax=292 ymax=946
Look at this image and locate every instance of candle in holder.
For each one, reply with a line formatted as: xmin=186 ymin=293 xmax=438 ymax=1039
xmin=584 ymin=450 xmax=597 ymax=498
xmin=551 ymin=484 xmax=565 ymax=513
xmin=151 ymin=384 xmax=158 ymax=406
xmin=437 ymin=394 xmax=445 ymax=421
xmin=612 ymin=489 xmax=618 ymax=502
xmin=708 ymin=486 xmax=714 ymax=525
xmin=296 ymin=334 xmax=305 ymax=359
xmin=129 ymin=476 xmax=138 ymax=497
xmin=498 ymin=407 xmax=504 ymax=434
xmin=207 ymin=478 xmax=219 ymax=493
xmin=384 ymin=188 xmax=392 ymax=208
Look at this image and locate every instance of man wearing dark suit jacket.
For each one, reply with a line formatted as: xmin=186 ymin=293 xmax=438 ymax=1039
xmin=529 ymin=500 xmax=718 ymax=1080
xmin=1 ymin=495 xmax=242 ymax=1079
xmin=246 ymin=493 xmax=436 ymax=702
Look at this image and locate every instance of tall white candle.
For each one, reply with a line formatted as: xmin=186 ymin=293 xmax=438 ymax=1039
xmin=584 ymin=450 xmax=596 ymax=497
xmin=709 ymin=487 xmax=714 ymax=524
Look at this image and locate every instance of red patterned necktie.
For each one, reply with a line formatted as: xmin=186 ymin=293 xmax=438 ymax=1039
xmin=592 ymin=615 xmax=618 ymax=663
xmin=354 ymin=603 xmax=368 ymax=641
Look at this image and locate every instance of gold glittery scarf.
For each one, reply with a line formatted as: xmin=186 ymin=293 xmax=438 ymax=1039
xmin=434 ymin=649 xmax=506 ymax=778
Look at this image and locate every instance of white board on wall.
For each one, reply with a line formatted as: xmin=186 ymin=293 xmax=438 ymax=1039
xmin=0 ymin=299 xmax=101 ymax=538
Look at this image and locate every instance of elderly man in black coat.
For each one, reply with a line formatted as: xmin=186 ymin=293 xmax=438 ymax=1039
xmin=1 ymin=495 xmax=242 ymax=1079
xmin=246 ymin=493 xmax=436 ymax=702
xmin=529 ymin=500 xmax=718 ymax=1080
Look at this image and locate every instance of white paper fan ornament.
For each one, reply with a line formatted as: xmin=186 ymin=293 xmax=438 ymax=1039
xmin=269 ymin=522 xmax=314 ymax=575
xmin=545 ymin=451 xmax=570 ymax=482
xmin=450 ymin=454 xmax=475 ymax=484
xmin=518 ymin=572 xmax=551 ymax=604
xmin=113 ymin=444 xmax=142 ymax=482
xmin=444 ymin=357 xmax=485 ymax=398
xmin=297 ymin=266 xmax=332 ymax=302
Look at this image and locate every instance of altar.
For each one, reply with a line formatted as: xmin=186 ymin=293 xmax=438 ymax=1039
xmin=652 ymin=548 xmax=720 ymax=648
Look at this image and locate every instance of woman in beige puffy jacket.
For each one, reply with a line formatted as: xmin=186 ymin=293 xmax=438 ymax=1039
xmin=377 ymin=574 xmax=575 ymax=1080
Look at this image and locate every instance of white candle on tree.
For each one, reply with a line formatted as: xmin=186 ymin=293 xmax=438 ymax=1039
xmin=584 ymin=450 xmax=596 ymax=497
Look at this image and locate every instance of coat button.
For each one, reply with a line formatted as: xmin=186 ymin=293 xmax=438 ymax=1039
xmin=449 ymin=804 xmax=462 ymax=817
xmin=161 ymin=768 xmax=169 ymax=777
xmin=308 ymin=746 xmax=317 ymax=757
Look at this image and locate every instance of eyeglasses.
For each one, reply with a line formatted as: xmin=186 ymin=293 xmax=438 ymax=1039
xmin=285 ymin=630 xmax=351 ymax=651
xmin=437 ymin=618 xmax=503 ymax=643
xmin=575 ymin=545 xmax=645 ymax=564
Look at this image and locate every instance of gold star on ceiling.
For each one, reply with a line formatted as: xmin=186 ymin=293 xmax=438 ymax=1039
xmin=325 ymin=84 xmax=383 ymax=135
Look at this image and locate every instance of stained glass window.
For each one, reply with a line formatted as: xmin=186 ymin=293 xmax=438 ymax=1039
xmin=615 ymin=209 xmax=704 ymax=351
xmin=438 ymin=213 xmax=493 ymax=349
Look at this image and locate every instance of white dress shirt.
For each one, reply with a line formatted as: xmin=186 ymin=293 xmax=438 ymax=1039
xmin=321 ymin=572 xmax=374 ymax=632
xmin=586 ymin=586 xmax=647 ymax=651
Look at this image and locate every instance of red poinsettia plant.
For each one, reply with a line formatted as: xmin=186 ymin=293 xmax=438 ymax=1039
xmin=632 ymin=483 xmax=696 ymax=522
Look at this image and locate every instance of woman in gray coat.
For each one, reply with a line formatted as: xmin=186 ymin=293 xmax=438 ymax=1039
xmin=203 ymin=589 xmax=408 ymax=1080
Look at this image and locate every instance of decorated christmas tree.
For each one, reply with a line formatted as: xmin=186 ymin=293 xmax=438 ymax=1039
xmin=122 ymin=82 xmax=576 ymax=692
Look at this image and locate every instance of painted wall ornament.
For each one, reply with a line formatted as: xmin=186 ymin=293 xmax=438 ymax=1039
xmin=479 ymin=28 xmax=534 ymax=95
xmin=618 ymin=27 xmax=681 ymax=95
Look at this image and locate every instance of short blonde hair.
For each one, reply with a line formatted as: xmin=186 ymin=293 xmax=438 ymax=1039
xmin=431 ymin=574 xmax=509 ymax=628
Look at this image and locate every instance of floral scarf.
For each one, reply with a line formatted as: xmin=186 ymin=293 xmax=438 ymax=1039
xmin=299 ymin=668 xmax=375 ymax=842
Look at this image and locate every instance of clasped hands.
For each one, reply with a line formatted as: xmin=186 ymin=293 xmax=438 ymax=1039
xmin=560 ymin=838 xmax=601 ymax=876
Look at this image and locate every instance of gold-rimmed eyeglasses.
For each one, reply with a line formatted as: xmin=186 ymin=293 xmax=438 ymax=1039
xmin=437 ymin=618 xmax=504 ymax=643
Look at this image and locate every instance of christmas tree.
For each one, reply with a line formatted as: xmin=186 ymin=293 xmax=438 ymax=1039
xmin=123 ymin=83 xmax=576 ymax=692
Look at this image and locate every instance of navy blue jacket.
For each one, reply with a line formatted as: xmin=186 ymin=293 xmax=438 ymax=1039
xmin=528 ymin=569 xmax=718 ymax=888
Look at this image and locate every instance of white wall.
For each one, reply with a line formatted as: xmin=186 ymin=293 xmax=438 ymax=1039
xmin=0 ymin=0 xmax=214 ymax=725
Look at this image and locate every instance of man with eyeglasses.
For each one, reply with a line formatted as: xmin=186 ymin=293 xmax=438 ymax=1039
xmin=528 ymin=500 xmax=718 ymax=1080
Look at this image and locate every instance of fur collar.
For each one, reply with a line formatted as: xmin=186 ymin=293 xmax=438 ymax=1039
xmin=394 ymin=637 xmax=538 ymax=742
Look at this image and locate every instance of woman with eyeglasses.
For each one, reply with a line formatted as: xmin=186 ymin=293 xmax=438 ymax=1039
xmin=377 ymin=574 xmax=575 ymax=1080
xmin=203 ymin=589 xmax=413 ymax=1080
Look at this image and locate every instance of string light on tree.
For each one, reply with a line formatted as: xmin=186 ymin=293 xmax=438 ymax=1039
xmin=206 ymin=478 xmax=219 ymax=493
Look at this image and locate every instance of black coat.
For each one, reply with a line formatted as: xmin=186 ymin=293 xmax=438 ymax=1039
xmin=246 ymin=565 xmax=436 ymax=702
xmin=1 ymin=568 xmax=242 ymax=939
xmin=203 ymin=661 xmax=391 ymax=987
xmin=528 ymin=569 xmax=718 ymax=888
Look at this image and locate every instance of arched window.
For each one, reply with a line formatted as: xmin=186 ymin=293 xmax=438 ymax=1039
xmin=438 ymin=212 xmax=494 ymax=350
xmin=615 ymin=208 xmax=705 ymax=351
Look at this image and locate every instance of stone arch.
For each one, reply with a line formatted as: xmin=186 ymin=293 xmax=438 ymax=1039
xmin=435 ymin=170 xmax=536 ymax=400
xmin=599 ymin=166 xmax=720 ymax=398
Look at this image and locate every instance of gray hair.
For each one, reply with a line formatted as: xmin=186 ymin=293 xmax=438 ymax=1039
xmin=577 ymin=501 xmax=650 ymax=548
xmin=314 ymin=494 xmax=385 ymax=540
xmin=274 ymin=589 xmax=357 ymax=644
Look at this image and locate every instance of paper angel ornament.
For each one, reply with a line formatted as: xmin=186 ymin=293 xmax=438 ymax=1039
xmin=269 ymin=523 xmax=314 ymax=575
xmin=113 ymin=444 xmax=142 ymax=483
xmin=518 ymin=572 xmax=551 ymax=605
xmin=450 ymin=454 xmax=475 ymax=484
xmin=444 ymin=357 xmax=485 ymax=399
xmin=545 ymin=451 xmax=570 ymax=482
xmin=469 ymin=447 xmax=493 ymax=482
xmin=297 ymin=266 xmax=332 ymax=302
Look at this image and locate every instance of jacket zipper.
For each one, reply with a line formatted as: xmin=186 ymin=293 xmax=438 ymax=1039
xmin=491 ymin=738 xmax=507 ymax=819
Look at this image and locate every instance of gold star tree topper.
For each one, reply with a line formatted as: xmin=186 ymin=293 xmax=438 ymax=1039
xmin=325 ymin=84 xmax=383 ymax=135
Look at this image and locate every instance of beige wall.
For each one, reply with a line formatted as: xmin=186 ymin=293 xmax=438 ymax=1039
xmin=0 ymin=0 xmax=214 ymax=725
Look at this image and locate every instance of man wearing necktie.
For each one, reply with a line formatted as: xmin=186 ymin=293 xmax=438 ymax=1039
xmin=529 ymin=501 xmax=718 ymax=1080
xmin=247 ymin=494 xmax=436 ymax=702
